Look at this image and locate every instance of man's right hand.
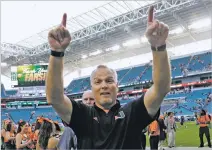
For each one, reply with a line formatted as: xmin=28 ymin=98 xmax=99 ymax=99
xmin=48 ymin=13 xmax=71 ymax=52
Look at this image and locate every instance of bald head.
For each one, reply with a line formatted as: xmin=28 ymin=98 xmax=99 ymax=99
xmin=82 ymin=90 xmax=95 ymax=106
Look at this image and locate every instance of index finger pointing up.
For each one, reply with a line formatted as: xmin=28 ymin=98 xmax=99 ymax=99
xmin=148 ymin=6 xmax=154 ymax=23
xmin=61 ymin=13 xmax=67 ymax=27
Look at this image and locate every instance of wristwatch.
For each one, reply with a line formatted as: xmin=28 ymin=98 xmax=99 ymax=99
xmin=51 ymin=50 xmax=64 ymax=57
xmin=151 ymin=44 xmax=166 ymax=51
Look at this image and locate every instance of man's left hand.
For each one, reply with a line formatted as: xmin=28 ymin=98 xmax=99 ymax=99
xmin=145 ymin=6 xmax=169 ymax=47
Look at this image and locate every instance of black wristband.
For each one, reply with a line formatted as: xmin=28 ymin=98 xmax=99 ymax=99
xmin=51 ymin=50 xmax=64 ymax=57
xmin=151 ymin=44 xmax=166 ymax=51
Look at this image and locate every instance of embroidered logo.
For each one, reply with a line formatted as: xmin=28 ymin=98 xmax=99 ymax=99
xmin=93 ymin=117 xmax=99 ymax=123
xmin=115 ymin=111 xmax=125 ymax=120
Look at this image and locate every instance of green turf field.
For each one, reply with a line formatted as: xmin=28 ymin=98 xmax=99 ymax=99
xmin=146 ymin=121 xmax=212 ymax=147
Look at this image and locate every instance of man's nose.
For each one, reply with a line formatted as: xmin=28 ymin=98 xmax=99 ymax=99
xmin=87 ymin=99 xmax=91 ymax=104
xmin=101 ymin=81 xmax=108 ymax=89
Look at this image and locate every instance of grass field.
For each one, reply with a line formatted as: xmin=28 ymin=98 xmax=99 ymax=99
xmin=146 ymin=121 xmax=212 ymax=147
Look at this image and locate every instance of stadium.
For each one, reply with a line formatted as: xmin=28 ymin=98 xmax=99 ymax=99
xmin=1 ymin=0 xmax=212 ymax=149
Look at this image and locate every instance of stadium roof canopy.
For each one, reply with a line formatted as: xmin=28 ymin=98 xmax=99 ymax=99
xmin=1 ymin=0 xmax=212 ymax=78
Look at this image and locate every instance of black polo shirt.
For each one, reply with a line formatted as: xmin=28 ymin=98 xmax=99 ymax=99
xmin=68 ymin=94 xmax=160 ymax=149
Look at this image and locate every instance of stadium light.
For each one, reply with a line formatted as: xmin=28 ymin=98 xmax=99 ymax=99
xmin=81 ymin=55 xmax=88 ymax=59
xmin=105 ymin=45 xmax=120 ymax=52
xmin=188 ymin=18 xmax=211 ymax=29
xmin=141 ymin=36 xmax=148 ymax=43
xmin=89 ymin=50 xmax=102 ymax=56
xmin=1 ymin=62 xmax=7 ymax=67
xmin=123 ymin=38 xmax=140 ymax=47
xmin=169 ymin=27 xmax=184 ymax=35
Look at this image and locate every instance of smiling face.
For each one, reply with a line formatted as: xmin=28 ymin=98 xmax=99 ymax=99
xmin=91 ymin=65 xmax=118 ymax=110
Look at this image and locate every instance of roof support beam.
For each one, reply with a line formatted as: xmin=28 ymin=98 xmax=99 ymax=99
xmin=172 ymin=11 xmax=197 ymax=41
xmin=1 ymin=0 xmax=198 ymax=66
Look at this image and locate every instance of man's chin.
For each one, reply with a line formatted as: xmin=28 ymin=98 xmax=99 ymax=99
xmin=100 ymin=99 xmax=114 ymax=108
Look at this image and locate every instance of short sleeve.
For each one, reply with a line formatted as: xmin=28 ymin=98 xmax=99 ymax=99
xmin=153 ymin=121 xmax=158 ymax=131
xmin=149 ymin=121 xmax=157 ymax=132
xmin=68 ymin=100 xmax=91 ymax=137
xmin=126 ymin=93 xmax=160 ymax=132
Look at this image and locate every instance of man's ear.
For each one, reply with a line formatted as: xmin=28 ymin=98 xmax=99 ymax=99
xmin=116 ymin=83 xmax=119 ymax=93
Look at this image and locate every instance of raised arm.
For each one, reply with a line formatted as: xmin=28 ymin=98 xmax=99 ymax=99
xmin=46 ymin=13 xmax=72 ymax=124
xmin=144 ymin=6 xmax=171 ymax=117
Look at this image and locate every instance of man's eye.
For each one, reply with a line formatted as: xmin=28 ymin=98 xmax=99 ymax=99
xmin=95 ymin=81 xmax=101 ymax=84
xmin=107 ymin=80 xmax=114 ymax=83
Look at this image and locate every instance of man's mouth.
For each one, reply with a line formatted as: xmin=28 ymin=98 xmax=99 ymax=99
xmin=100 ymin=92 xmax=110 ymax=96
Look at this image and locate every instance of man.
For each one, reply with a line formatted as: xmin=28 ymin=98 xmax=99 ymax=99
xmin=158 ymin=115 xmax=167 ymax=150
xmin=82 ymin=90 xmax=95 ymax=106
xmin=180 ymin=115 xmax=187 ymax=128
xmin=197 ymin=109 xmax=211 ymax=148
xmin=180 ymin=116 xmax=184 ymax=126
xmin=164 ymin=112 xmax=176 ymax=148
xmin=148 ymin=120 xmax=160 ymax=150
xmin=46 ymin=6 xmax=171 ymax=149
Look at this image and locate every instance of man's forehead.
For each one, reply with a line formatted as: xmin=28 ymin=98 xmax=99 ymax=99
xmin=95 ymin=67 xmax=113 ymax=74
xmin=93 ymin=68 xmax=114 ymax=79
xmin=94 ymin=75 xmax=114 ymax=80
xmin=84 ymin=92 xmax=92 ymax=96
xmin=83 ymin=91 xmax=94 ymax=98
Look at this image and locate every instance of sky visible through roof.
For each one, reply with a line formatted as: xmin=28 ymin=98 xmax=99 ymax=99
xmin=1 ymin=1 xmax=154 ymax=47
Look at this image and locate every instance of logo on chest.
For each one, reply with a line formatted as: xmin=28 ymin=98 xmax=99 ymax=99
xmin=93 ymin=117 xmax=99 ymax=123
xmin=114 ymin=111 xmax=125 ymax=120
xmin=93 ymin=111 xmax=125 ymax=123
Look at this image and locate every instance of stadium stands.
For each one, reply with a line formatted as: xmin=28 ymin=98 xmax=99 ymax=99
xmin=65 ymin=50 xmax=211 ymax=94
xmin=1 ymin=51 xmax=211 ymax=97
xmin=5 ymin=90 xmax=18 ymax=97
xmin=1 ymin=107 xmax=60 ymax=123
xmin=163 ymin=88 xmax=212 ymax=115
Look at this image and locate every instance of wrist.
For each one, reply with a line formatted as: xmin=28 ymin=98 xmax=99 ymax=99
xmin=50 ymin=47 xmax=65 ymax=52
xmin=50 ymin=50 xmax=64 ymax=57
xmin=151 ymin=44 xmax=166 ymax=51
